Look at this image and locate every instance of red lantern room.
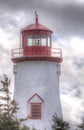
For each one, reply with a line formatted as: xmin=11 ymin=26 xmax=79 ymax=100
xmin=11 ymin=12 xmax=62 ymax=63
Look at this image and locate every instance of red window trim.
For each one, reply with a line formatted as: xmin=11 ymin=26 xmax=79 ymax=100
xmin=30 ymin=103 xmax=42 ymax=119
xmin=28 ymin=93 xmax=44 ymax=102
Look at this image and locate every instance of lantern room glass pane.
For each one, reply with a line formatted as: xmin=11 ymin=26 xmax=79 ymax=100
xmin=41 ymin=35 xmax=46 ymax=46
xmin=27 ymin=35 xmax=32 ymax=46
xmin=34 ymin=35 xmax=40 ymax=46
xmin=48 ymin=36 xmax=50 ymax=47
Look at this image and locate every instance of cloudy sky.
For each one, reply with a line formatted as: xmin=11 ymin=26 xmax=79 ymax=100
xmin=0 ymin=0 xmax=84 ymax=127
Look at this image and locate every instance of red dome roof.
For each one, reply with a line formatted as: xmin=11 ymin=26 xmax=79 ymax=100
xmin=21 ymin=16 xmax=53 ymax=33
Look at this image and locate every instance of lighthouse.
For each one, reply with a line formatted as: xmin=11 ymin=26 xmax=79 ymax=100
xmin=11 ymin=13 xmax=62 ymax=130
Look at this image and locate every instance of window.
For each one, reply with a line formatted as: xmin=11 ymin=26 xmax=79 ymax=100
xmin=48 ymin=36 xmax=50 ymax=47
xmin=27 ymin=35 xmax=32 ymax=46
xmin=35 ymin=39 xmax=40 ymax=45
xmin=34 ymin=35 xmax=40 ymax=46
xmin=28 ymin=93 xmax=44 ymax=119
xmin=41 ymin=35 xmax=46 ymax=46
xmin=31 ymin=103 xmax=41 ymax=119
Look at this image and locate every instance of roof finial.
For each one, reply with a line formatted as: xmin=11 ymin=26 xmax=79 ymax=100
xmin=35 ymin=11 xmax=38 ymax=24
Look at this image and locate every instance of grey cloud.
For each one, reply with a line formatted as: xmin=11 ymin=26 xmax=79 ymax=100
xmin=73 ymin=58 xmax=84 ymax=69
xmin=0 ymin=44 xmax=13 ymax=78
xmin=0 ymin=0 xmax=84 ymax=37
xmin=74 ymin=89 xmax=81 ymax=98
xmin=0 ymin=13 xmax=21 ymax=31
xmin=42 ymin=3 xmax=84 ymax=37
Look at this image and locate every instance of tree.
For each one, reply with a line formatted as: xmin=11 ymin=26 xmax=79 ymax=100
xmin=52 ymin=113 xmax=70 ymax=130
xmin=78 ymin=119 xmax=84 ymax=130
xmin=0 ymin=74 xmax=20 ymax=130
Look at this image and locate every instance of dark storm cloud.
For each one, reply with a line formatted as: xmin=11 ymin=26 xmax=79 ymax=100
xmin=0 ymin=0 xmax=84 ymax=37
xmin=40 ymin=3 xmax=84 ymax=37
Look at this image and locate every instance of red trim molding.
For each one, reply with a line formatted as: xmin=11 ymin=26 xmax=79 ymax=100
xmin=28 ymin=93 xmax=44 ymax=102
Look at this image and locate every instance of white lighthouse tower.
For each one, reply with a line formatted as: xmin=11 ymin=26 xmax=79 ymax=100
xmin=11 ymin=13 xmax=62 ymax=130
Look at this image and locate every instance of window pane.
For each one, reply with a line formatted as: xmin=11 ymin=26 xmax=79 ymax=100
xmin=31 ymin=104 xmax=41 ymax=119
xmin=48 ymin=36 xmax=50 ymax=47
xmin=27 ymin=35 xmax=32 ymax=46
xmin=41 ymin=35 xmax=46 ymax=46
xmin=34 ymin=35 xmax=40 ymax=46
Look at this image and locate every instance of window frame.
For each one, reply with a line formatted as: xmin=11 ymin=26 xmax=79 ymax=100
xmin=47 ymin=35 xmax=51 ymax=47
xmin=30 ymin=103 xmax=42 ymax=119
xmin=33 ymin=34 xmax=41 ymax=46
xmin=41 ymin=34 xmax=46 ymax=46
xmin=27 ymin=35 xmax=33 ymax=46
